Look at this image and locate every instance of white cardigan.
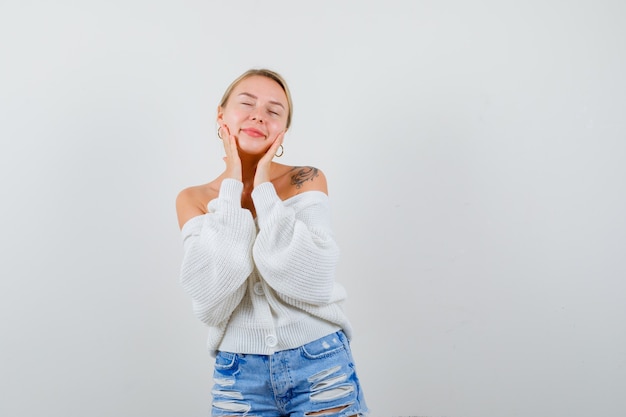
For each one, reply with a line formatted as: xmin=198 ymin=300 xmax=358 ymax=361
xmin=179 ymin=179 xmax=352 ymax=356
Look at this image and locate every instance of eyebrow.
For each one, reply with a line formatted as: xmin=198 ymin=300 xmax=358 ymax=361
xmin=237 ymin=92 xmax=285 ymax=109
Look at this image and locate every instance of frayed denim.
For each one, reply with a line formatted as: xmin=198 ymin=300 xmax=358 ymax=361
xmin=211 ymin=331 xmax=368 ymax=417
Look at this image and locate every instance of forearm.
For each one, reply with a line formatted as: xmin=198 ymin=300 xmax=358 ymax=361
xmin=251 ymin=182 xmax=340 ymax=305
xmin=179 ymin=179 xmax=256 ymax=325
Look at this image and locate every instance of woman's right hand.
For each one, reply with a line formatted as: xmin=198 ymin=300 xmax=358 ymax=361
xmin=219 ymin=123 xmax=242 ymax=181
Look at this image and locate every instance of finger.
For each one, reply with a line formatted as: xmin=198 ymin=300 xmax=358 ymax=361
xmin=270 ymin=130 xmax=285 ymax=153
xmin=229 ymin=132 xmax=239 ymax=156
xmin=265 ymin=134 xmax=282 ymax=157
xmin=220 ymin=124 xmax=236 ymax=158
xmin=218 ymin=122 xmax=228 ymax=148
xmin=275 ymin=130 xmax=285 ymax=144
xmin=225 ymin=125 xmax=239 ymax=152
xmin=220 ymin=123 xmax=230 ymax=137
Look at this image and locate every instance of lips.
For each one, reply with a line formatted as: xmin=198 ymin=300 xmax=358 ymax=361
xmin=241 ymin=128 xmax=265 ymax=138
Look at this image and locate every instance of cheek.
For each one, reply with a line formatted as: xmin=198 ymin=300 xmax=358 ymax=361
xmin=222 ymin=115 xmax=244 ymax=131
xmin=269 ymin=119 xmax=288 ymax=133
xmin=223 ymin=108 xmax=247 ymax=123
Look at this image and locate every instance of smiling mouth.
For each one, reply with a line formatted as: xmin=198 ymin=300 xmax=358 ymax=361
xmin=241 ymin=128 xmax=265 ymax=138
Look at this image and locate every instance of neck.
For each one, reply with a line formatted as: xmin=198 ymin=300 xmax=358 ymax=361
xmin=240 ymin=153 xmax=262 ymax=189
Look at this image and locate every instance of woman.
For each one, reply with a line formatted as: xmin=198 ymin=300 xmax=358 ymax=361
xmin=176 ymin=68 xmax=368 ymax=417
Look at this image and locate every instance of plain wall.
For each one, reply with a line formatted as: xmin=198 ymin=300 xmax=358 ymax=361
xmin=1 ymin=1 xmax=625 ymax=416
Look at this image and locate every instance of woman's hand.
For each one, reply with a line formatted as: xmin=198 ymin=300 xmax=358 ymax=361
xmin=254 ymin=131 xmax=285 ymax=188
xmin=220 ymin=123 xmax=242 ymax=182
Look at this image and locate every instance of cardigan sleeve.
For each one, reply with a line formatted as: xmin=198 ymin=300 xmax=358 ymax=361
xmin=179 ymin=179 xmax=256 ymax=326
xmin=251 ymin=182 xmax=341 ymax=306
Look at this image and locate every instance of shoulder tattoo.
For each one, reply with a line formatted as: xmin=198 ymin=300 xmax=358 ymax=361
xmin=290 ymin=166 xmax=319 ymax=189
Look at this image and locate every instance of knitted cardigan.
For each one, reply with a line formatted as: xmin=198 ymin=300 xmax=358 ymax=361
xmin=179 ymin=178 xmax=352 ymax=356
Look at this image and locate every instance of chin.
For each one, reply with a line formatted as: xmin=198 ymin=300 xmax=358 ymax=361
xmin=238 ymin=147 xmax=271 ymax=157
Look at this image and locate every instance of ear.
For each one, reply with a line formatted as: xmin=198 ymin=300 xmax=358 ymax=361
xmin=216 ymin=106 xmax=224 ymax=125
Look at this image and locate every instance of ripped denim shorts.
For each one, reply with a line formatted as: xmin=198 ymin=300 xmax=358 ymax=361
xmin=211 ymin=330 xmax=369 ymax=417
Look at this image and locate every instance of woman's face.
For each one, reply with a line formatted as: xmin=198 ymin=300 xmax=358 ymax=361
xmin=217 ymin=75 xmax=289 ymax=156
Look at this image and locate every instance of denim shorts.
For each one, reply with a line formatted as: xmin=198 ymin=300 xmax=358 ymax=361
xmin=211 ymin=330 xmax=369 ymax=417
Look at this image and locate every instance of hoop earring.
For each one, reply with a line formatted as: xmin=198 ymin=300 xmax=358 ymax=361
xmin=275 ymin=145 xmax=284 ymax=157
xmin=217 ymin=126 xmax=223 ymax=140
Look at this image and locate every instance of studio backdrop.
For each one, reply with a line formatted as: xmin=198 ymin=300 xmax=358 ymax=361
xmin=1 ymin=1 xmax=625 ymax=416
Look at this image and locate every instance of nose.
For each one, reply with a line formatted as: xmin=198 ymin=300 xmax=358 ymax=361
xmin=250 ymin=109 xmax=263 ymax=123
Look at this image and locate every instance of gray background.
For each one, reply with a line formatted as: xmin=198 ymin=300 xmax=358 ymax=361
xmin=1 ymin=1 xmax=625 ymax=416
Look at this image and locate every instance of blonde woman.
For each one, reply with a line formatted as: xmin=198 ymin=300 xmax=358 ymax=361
xmin=176 ymin=68 xmax=368 ymax=417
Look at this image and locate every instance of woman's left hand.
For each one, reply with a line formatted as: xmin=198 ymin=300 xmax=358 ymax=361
xmin=254 ymin=131 xmax=285 ymax=187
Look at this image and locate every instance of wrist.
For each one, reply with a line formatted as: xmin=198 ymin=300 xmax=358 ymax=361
xmin=253 ymin=169 xmax=270 ymax=187
xmin=226 ymin=167 xmax=242 ymax=181
xmin=254 ymin=177 xmax=269 ymax=188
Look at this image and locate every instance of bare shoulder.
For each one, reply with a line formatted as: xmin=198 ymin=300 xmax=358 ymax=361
xmin=289 ymin=166 xmax=328 ymax=192
xmin=272 ymin=163 xmax=329 ymax=200
xmin=175 ymin=181 xmax=220 ymax=229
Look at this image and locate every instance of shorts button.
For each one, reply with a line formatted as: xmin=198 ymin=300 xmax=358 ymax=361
xmin=253 ymin=282 xmax=264 ymax=296
xmin=265 ymin=334 xmax=277 ymax=347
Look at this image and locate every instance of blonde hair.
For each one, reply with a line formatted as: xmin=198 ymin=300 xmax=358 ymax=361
xmin=219 ymin=68 xmax=293 ymax=129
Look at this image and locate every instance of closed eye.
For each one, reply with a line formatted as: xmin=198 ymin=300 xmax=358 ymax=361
xmin=267 ymin=107 xmax=283 ymax=116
